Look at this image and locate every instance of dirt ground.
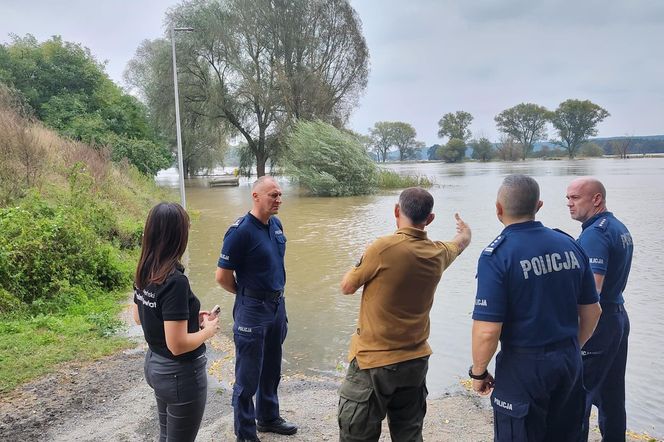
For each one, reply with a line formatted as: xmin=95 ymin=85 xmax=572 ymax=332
xmin=0 ymin=340 xmax=495 ymax=441
xmin=0 ymin=325 xmax=649 ymax=441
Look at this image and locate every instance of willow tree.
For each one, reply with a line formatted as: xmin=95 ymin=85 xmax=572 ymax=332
xmin=286 ymin=120 xmax=376 ymax=196
xmin=161 ymin=0 xmax=369 ymax=176
xmin=125 ymin=39 xmax=226 ymax=177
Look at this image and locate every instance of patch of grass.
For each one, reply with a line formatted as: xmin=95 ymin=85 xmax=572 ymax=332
xmin=0 ymin=291 xmax=132 ymax=393
xmin=377 ymin=169 xmax=434 ymax=189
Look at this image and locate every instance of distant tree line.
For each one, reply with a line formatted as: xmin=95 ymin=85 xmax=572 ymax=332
xmin=364 ymin=99 xmax=622 ymax=163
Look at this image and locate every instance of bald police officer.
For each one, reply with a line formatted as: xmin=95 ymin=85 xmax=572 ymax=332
xmin=471 ymin=174 xmax=602 ymax=441
xmin=567 ymin=177 xmax=633 ymax=442
xmin=216 ymin=176 xmax=297 ymax=442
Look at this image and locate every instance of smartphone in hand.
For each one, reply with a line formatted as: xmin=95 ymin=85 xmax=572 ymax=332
xmin=208 ymin=305 xmax=221 ymax=320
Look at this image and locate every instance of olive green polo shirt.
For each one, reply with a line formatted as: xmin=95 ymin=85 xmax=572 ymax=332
xmin=346 ymin=227 xmax=460 ymax=369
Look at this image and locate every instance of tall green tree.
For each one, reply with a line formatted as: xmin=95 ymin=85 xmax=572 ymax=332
xmin=390 ymin=122 xmax=422 ymax=161
xmin=437 ymin=111 xmax=473 ymax=142
xmin=495 ymin=103 xmax=550 ymax=160
xmin=125 ymin=38 xmax=227 ymax=177
xmin=551 ymin=99 xmax=610 ymax=158
xmin=154 ymin=0 xmax=369 ymax=177
xmin=470 ymin=137 xmax=494 ymax=161
xmin=0 ymin=35 xmax=171 ymax=175
xmin=369 ymin=121 xmax=396 ymax=162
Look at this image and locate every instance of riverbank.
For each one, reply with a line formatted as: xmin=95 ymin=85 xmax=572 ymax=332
xmin=0 ymin=339 xmax=493 ymax=441
xmin=0 ymin=332 xmax=654 ymax=441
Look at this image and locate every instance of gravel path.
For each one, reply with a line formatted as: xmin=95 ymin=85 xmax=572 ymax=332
xmin=0 ymin=327 xmax=645 ymax=441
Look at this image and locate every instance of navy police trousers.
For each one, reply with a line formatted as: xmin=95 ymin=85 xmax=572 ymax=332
xmin=581 ymin=304 xmax=630 ymax=442
xmin=232 ymin=292 xmax=288 ymax=439
xmin=491 ymin=339 xmax=585 ymax=442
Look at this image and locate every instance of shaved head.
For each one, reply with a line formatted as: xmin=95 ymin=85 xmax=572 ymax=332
xmin=566 ymin=177 xmax=607 ymax=222
xmin=252 ymin=175 xmax=278 ymax=192
xmin=568 ymin=177 xmax=606 ymax=201
xmin=497 ymin=174 xmax=541 ymax=219
xmin=250 ymin=175 xmax=282 ymax=222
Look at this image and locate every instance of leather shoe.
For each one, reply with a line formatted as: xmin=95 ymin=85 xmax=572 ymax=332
xmin=256 ymin=417 xmax=298 ymax=435
xmin=236 ymin=437 xmax=261 ymax=442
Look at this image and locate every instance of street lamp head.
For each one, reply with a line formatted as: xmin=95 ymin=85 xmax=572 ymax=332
xmin=173 ymin=27 xmax=194 ymax=32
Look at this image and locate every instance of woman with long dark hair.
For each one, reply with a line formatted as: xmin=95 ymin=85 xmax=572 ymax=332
xmin=132 ymin=202 xmax=219 ymax=441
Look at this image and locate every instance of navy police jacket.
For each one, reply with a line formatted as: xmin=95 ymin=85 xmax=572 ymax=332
xmin=578 ymin=212 xmax=633 ymax=305
xmin=473 ymin=221 xmax=598 ymax=347
xmin=217 ymin=212 xmax=287 ymax=292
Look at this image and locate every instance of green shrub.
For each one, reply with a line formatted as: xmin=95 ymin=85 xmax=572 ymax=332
xmin=579 ymin=142 xmax=605 ymax=158
xmin=114 ymin=217 xmax=144 ymax=249
xmin=86 ymin=312 xmax=124 ymax=337
xmin=377 ymin=169 xmax=434 ymax=189
xmin=437 ymin=138 xmax=467 ymax=163
xmin=0 ymin=196 xmax=133 ymax=311
xmin=0 ymin=288 xmax=22 ymax=314
xmin=286 ymin=120 xmax=377 ymax=196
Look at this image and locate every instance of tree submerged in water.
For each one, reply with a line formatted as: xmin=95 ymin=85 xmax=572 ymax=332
xmin=286 ymin=120 xmax=377 ymax=196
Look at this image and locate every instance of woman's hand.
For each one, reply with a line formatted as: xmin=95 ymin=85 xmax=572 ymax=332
xmin=198 ymin=311 xmax=209 ymax=328
xmin=200 ymin=313 xmax=220 ymax=339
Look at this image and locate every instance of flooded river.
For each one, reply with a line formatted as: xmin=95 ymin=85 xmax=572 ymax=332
xmin=158 ymin=157 xmax=664 ymax=437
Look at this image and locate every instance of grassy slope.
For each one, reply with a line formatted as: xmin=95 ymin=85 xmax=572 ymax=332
xmin=0 ymin=96 xmax=169 ymax=393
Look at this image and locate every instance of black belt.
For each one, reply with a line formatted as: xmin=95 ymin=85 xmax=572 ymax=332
xmin=600 ymin=302 xmax=625 ymax=313
xmin=502 ymin=338 xmax=575 ymax=354
xmin=242 ymin=288 xmax=283 ymax=301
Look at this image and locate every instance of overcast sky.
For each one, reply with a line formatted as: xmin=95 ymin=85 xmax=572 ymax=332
xmin=2 ymin=0 xmax=663 ymax=145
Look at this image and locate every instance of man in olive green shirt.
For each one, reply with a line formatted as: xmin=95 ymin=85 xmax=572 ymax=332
xmin=338 ymin=187 xmax=471 ymax=442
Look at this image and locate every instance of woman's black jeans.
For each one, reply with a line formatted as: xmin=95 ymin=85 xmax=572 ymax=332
xmin=144 ymin=349 xmax=208 ymax=442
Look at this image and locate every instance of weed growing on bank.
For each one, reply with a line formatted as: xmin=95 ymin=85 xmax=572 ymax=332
xmin=377 ymin=169 xmax=434 ymax=189
xmin=0 ymin=86 xmax=169 ymax=391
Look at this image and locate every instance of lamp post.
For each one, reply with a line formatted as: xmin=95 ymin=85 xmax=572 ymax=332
xmin=170 ymin=26 xmax=193 ymax=209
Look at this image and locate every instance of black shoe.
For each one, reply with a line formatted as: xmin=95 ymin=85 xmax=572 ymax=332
xmin=236 ymin=437 xmax=261 ymax=442
xmin=256 ymin=417 xmax=298 ymax=435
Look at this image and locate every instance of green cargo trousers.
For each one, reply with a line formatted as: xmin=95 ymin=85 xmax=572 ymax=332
xmin=338 ymin=356 xmax=429 ymax=442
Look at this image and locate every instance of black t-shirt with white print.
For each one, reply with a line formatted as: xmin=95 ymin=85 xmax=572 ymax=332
xmin=134 ymin=268 xmax=205 ymax=361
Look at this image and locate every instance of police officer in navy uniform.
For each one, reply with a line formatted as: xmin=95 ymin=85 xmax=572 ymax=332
xmin=471 ymin=174 xmax=602 ymax=441
xmin=216 ymin=176 xmax=297 ymax=442
xmin=567 ymin=177 xmax=633 ymax=442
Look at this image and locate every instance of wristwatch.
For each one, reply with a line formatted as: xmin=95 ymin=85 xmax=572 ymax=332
xmin=468 ymin=365 xmax=489 ymax=380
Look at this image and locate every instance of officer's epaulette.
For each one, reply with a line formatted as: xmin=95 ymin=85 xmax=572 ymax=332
xmin=553 ymin=228 xmax=574 ymax=239
xmin=594 ymin=217 xmax=609 ymax=231
xmin=482 ymin=234 xmax=505 ymax=256
xmin=229 ymin=217 xmax=244 ymax=229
